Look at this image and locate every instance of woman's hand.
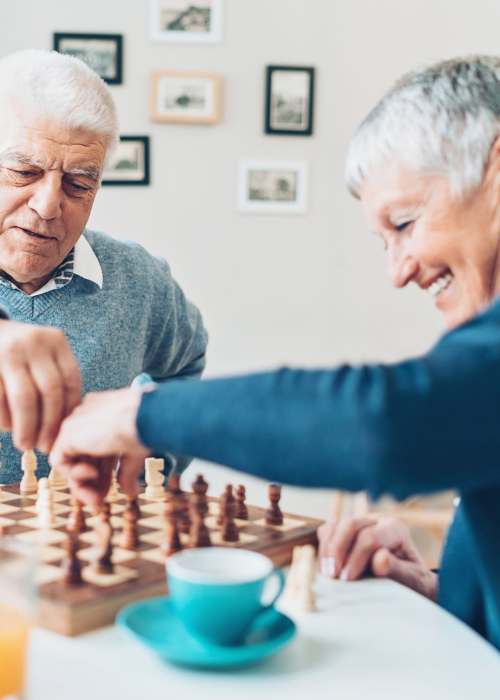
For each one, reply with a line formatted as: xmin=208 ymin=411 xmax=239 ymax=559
xmin=318 ymin=515 xmax=438 ymax=601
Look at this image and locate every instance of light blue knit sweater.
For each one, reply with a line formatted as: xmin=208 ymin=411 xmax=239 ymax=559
xmin=0 ymin=229 xmax=208 ymax=483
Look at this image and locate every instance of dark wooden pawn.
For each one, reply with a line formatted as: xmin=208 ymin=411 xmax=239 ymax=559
xmin=265 ymin=483 xmax=283 ymax=526
xmin=62 ymin=531 xmax=83 ymax=585
xmin=221 ymin=484 xmax=239 ymax=543
xmin=235 ymin=485 xmax=248 ymax=520
xmin=67 ymin=498 xmax=87 ymax=534
xmin=94 ymin=504 xmax=114 ymax=574
xmin=189 ymin=494 xmax=212 ymax=548
xmin=168 ymin=473 xmax=191 ymax=534
xmin=163 ymin=493 xmax=183 ymax=557
xmin=191 ymin=474 xmax=209 ymax=517
xmin=120 ymin=497 xmax=139 ymax=550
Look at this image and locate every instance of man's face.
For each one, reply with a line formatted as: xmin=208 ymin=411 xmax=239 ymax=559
xmin=0 ymin=109 xmax=106 ymax=289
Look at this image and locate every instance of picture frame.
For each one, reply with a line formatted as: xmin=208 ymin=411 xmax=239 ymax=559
xmin=264 ymin=66 xmax=315 ymax=136
xmin=237 ymin=160 xmax=308 ymax=214
xmin=150 ymin=70 xmax=222 ymax=125
xmin=53 ymin=32 xmax=123 ymax=85
xmin=101 ymin=136 xmax=150 ymax=186
xmin=148 ymin=0 xmax=223 ymax=43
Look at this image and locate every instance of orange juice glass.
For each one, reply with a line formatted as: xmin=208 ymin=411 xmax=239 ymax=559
xmin=0 ymin=538 xmax=36 ymax=700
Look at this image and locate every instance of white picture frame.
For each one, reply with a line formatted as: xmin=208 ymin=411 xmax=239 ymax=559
xmin=150 ymin=71 xmax=222 ymax=124
xmin=237 ymin=160 xmax=308 ymax=214
xmin=148 ymin=0 xmax=223 ymax=43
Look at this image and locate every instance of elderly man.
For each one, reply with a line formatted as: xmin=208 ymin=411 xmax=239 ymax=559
xmin=0 ymin=49 xmax=207 ymax=480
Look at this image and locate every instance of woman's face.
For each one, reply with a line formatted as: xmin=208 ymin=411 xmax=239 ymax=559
xmin=360 ymin=159 xmax=500 ymax=329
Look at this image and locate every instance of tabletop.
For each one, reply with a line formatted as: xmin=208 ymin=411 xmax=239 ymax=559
xmin=26 ymin=575 xmax=500 ymax=700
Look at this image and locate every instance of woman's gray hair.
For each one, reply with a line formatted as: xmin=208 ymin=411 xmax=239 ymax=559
xmin=345 ymin=55 xmax=500 ymax=198
xmin=0 ymin=49 xmax=119 ymax=158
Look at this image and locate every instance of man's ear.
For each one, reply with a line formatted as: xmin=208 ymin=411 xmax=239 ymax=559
xmin=483 ymin=136 xmax=500 ymax=191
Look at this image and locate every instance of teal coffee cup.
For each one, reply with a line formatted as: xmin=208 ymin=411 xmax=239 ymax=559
xmin=166 ymin=547 xmax=285 ymax=646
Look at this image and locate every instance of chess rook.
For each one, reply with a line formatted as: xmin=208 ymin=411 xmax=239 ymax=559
xmin=144 ymin=458 xmax=165 ymax=499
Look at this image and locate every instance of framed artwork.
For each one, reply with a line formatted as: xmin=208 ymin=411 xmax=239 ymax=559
xmin=53 ymin=32 xmax=123 ymax=85
xmin=265 ymin=66 xmax=315 ymax=136
xmin=151 ymin=71 xmax=222 ymax=125
xmin=237 ymin=160 xmax=308 ymax=214
xmin=101 ymin=136 xmax=150 ymax=186
xmin=148 ymin=0 xmax=223 ymax=43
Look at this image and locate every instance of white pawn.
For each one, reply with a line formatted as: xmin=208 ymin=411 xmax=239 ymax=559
xmin=280 ymin=544 xmax=317 ymax=615
xmin=48 ymin=464 xmax=67 ymax=489
xmin=106 ymin=472 xmax=120 ymax=502
xmin=20 ymin=450 xmax=38 ymax=494
xmin=36 ymin=478 xmax=56 ymax=528
xmin=144 ymin=458 xmax=165 ymax=499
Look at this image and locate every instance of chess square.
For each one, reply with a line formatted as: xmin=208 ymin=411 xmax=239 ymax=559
xmin=139 ymin=502 xmax=165 ymax=516
xmin=139 ymin=548 xmax=166 ymax=565
xmin=82 ymin=564 xmax=138 ymax=587
xmin=23 ymin=503 xmax=72 ymax=516
xmin=35 ymin=564 xmax=62 ymax=585
xmin=40 ymin=545 xmax=65 ymax=564
xmin=140 ymin=530 xmax=165 ymax=546
xmin=0 ymin=491 xmax=22 ymax=503
xmin=138 ymin=515 xmax=164 ymax=529
xmin=77 ymin=546 xmax=135 ymax=565
xmin=252 ymin=517 xmax=306 ymax=531
xmin=20 ymin=516 xmax=67 ymax=529
xmin=16 ymin=529 xmax=67 ymax=546
xmin=0 ymin=502 xmax=19 ymax=515
xmin=211 ymin=531 xmax=258 ymax=546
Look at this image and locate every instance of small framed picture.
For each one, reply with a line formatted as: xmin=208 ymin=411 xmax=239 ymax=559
xmin=101 ymin=136 xmax=150 ymax=186
xmin=53 ymin=33 xmax=123 ymax=85
xmin=151 ymin=71 xmax=222 ymax=125
xmin=149 ymin=0 xmax=223 ymax=43
xmin=238 ymin=160 xmax=308 ymax=214
xmin=265 ymin=66 xmax=315 ymax=136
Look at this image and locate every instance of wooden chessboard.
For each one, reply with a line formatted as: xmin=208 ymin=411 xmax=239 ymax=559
xmin=0 ymin=481 xmax=322 ymax=636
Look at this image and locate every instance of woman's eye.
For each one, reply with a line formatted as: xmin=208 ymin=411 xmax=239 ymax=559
xmin=394 ymin=221 xmax=412 ymax=232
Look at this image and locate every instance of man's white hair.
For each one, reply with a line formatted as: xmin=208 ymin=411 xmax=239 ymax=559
xmin=0 ymin=49 xmax=119 ymax=157
xmin=345 ymin=55 xmax=500 ymax=199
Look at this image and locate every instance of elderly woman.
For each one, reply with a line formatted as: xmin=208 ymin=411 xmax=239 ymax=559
xmin=50 ymin=55 xmax=500 ymax=650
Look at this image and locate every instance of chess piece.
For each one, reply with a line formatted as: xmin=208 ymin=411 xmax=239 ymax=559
xmin=221 ymin=484 xmax=239 ymax=543
xmin=94 ymin=504 xmax=114 ymax=574
xmin=191 ymin=474 xmax=209 ymax=517
xmin=48 ymin=464 xmax=67 ymax=489
xmin=20 ymin=450 xmax=38 ymax=494
xmin=36 ymin=478 xmax=56 ymax=528
xmin=106 ymin=472 xmax=120 ymax=502
xmin=167 ymin=473 xmax=190 ymax=534
xmin=62 ymin=531 xmax=83 ymax=585
xmin=189 ymin=493 xmax=212 ymax=548
xmin=265 ymin=484 xmax=283 ymax=526
xmin=144 ymin=458 xmax=165 ymax=499
xmin=280 ymin=545 xmax=317 ymax=614
xmin=235 ymin=484 xmax=248 ymax=520
xmin=67 ymin=498 xmax=87 ymax=534
xmin=163 ymin=494 xmax=182 ymax=557
xmin=120 ymin=497 xmax=139 ymax=550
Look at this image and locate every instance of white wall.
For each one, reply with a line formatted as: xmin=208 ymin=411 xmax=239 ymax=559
xmin=2 ymin=0 xmax=499 ymax=516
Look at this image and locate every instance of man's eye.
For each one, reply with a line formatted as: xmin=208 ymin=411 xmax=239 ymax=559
xmin=67 ymin=181 xmax=90 ymax=192
xmin=10 ymin=169 xmax=36 ymax=177
xmin=394 ymin=221 xmax=412 ymax=232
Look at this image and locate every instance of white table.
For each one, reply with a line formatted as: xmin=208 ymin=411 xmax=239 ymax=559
xmin=27 ymin=576 xmax=500 ymax=700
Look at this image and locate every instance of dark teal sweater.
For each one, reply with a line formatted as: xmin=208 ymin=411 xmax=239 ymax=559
xmin=137 ymin=297 xmax=500 ymax=650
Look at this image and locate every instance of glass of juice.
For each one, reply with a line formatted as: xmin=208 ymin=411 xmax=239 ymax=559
xmin=0 ymin=537 xmax=37 ymax=700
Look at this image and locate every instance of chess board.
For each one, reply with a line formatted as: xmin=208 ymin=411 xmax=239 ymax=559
xmin=0 ymin=481 xmax=322 ymax=636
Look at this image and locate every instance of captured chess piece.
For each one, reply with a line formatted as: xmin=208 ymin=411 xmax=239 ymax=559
xmin=68 ymin=498 xmax=87 ymax=534
xmin=120 ymin=497 xmax=139 ymax=550
xmin=221 ymin=484 xmax=239 ymax=543
xmin=235 ymin=484 xmax=248 ymax=520
xmin=62 ymin=531 xmax=83 ymax=586
xmin=265 ymin=483 xmax=283 ymax=526
xmin=191 ymin=474 xmax=209 ymax=517
xmin=20 ymin=450 xmax=38 ymax=494
xmin=280 ymin=544 xmax=317 ymax=615
xmin=93 ymin=503 xmax=114 ymax=575
xmin=144 ymin=457 xmax=165 ymax=499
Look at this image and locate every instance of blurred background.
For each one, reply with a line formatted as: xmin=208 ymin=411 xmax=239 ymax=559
xmin=3 ymin=0 xmax=498 ymax=559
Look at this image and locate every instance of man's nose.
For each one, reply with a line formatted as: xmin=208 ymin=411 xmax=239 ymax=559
xmin=28 ymin=174 xmax=63 ymax=220
xmin=387 ymin=242 xmax=419 ymax=288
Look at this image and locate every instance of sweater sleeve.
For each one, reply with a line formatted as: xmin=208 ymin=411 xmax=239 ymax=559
xmin=136 ymin=300 xmax=500 ymax=500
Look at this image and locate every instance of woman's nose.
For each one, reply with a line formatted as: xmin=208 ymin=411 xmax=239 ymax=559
xmin=388 ymin=244 xmax=419 ymax=288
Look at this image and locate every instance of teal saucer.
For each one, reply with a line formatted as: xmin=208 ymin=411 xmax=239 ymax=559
xmin=117 ymin=596 xmax=296 ymax=670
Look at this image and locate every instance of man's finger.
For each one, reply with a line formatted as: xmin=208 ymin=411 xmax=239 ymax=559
xmin=118 ymin=453 xmax=144 ymax=498
xmin=3 ymin=365 xmax=39 ymax=450
xmin=0 ymin=376 xmax=12 ymax=431
xmin=371 ymin=547 xmax=428 ymax=594
xmin=30 ymin=359 xmax=64 ymax=453
xmin=53 ymin=345 xmax=82 ymax=416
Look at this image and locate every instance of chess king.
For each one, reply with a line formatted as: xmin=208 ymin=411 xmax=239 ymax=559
xmin=0 ymin=49 xmax=207 ymax=481
xmin=51 ymin=56 xmax=500 ymax=653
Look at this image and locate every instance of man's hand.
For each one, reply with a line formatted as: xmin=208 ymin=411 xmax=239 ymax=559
xmin=0 ymin=320 xmax=82 ymax=453
xmin=318 ymin=515 xmax=438 ymax=601
xmin=49 ymin=387 xmax=150 ymax=506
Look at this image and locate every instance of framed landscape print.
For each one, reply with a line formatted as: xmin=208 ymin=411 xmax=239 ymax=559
xmin=265 ymin=66 xmax=315 ymax=136
xmin=53 ymin=33 xmax=123 ymax=85
xmin=101 ymin=136 xmax=150 ymax=186
xmin=237 ymin=160 xmax=308 ymax=214
xmin=149 ymin=0 xmax=223 ymax=43
xmin=151 ymin=71 xmax=222 ymax=125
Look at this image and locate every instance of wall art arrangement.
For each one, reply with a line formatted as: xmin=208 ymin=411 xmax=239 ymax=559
xmin=101 ymin=136 xmax=150 ymax=186
xmin=238 ymin=160 xmax=308 ymax=214
xmin=151 ymin=70 xmax=222 ymax=124
xmin=52 ymin=3 xmax=316 ymax=205
xmin=53 ymin=32 xmax=123 ymax=85
xmin=148 ymin=0 xmax=223 ymax=43
xmin=265 ymin=65 xmax=315 ymax=136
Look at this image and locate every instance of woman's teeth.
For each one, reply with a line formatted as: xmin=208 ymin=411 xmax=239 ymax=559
xmin=428 ymin=272 xmax=453 ymax=299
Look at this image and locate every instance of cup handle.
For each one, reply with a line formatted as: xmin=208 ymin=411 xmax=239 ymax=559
xmin=261 ymin=567 xmax=285 ymax=612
